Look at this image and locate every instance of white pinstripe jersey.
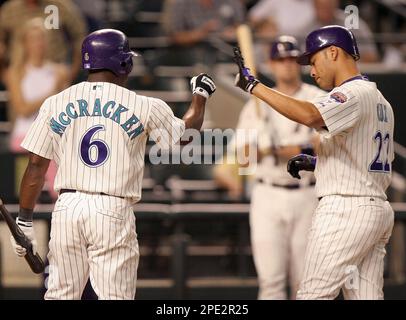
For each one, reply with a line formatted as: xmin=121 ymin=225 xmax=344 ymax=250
xmin=237 ymin=83 xmax=325 ymax=185
xmin=312 ymin=77 xmax=394 ymax=199
xmin=21 ymin=81 xmax=185 ymax=201
xmin=257 ymin=83 xmax=325 ymax=185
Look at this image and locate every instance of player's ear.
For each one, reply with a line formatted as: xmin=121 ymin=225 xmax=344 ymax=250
xmin=328 ymin=46 xmax=339 ymax=61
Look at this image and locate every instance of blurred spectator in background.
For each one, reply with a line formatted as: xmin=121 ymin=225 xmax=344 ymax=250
xmin=303 ymin=0 xmax=379 ymax=63
xmin=0 ymin=0 xmax=86 ymax=82
xmin=73 ymin=0 xmax=107 ymax=32
xmin=0 ymin=1 xmax=5 ymax=78
xmin=248 ymin=0 xmax=315 ymax=40
xmin=382 ymin=41 xmax=406 ymax=69
xmin=163 ymin=0 xmax=246 ymax=46
xmin=5 ymin=18 xmax=69 ymax=199
xmin=0 ymin=35 xmax=5 ymax=82
xmin=73 ymin=0 xmax=138 ymax=31
xmin=248 ymin=0 xmax=315 ymax=65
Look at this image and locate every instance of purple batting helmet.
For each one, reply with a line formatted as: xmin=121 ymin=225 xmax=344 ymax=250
xmin=270 ymin=35 xmax=300 ymax=60
xmin=81 ymin=29 xmax=139 ymax=76
xmin=297 ymin=25 xmax=360 ymax=65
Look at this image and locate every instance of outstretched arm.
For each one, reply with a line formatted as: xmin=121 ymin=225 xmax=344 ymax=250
xmin=233 ymin=46 xmax=325 ymax=129
xmin=252 ymin=84 xmax=325 ymax=129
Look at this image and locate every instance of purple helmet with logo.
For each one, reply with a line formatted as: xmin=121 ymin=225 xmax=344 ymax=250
xmin=270 ymin=35 xmax=300 ymax=60
xmin=297 ymin=25 xmax=360 ymax=65
xmin=81 ymin=29 xmax=139 ymax=76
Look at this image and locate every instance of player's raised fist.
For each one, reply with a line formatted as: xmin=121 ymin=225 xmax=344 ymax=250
xmin=233 ymin=46 xmax=260 ymax=93
xmin=287 ymin=154 xmax=316 ymax=179
xmin=190 ymin=73 xmax=216 ymax=99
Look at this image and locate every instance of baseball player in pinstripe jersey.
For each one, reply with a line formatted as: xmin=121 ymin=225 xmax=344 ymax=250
xmin=234 ymin=25 xmax=395 ymax=299
xmin=9 ymin=29 xmax=216 ymax=299
xmin=243 ymin=36 xmax=324 ymax=299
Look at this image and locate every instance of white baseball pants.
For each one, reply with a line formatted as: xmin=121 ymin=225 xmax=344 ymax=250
xmin=44 ymin=191 xmax=139 ymax=300
xmin=297 ymin=195 xmax=394 ymax=300
xmin=250 ymin=183 xmax=318 ymax=299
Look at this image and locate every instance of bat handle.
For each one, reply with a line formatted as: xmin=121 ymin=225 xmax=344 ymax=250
xmin=25 ymin=249 xmax=45 ymax=274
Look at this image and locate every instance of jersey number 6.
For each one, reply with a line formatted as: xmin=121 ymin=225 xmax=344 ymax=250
xmin=80 ymin=125 xmax=110 ymax=167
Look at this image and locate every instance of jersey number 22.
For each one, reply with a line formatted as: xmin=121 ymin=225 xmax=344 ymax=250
xmin=369 ymin=131 xmax=390 ymax=173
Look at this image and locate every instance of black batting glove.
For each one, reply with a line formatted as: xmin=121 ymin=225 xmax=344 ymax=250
xmin=190 ymin=73 xmax=216 ymax=99
xmin=287 ymin=154 xmax=317 ymax=179
xmin=233 ymin=46 xmax=260 ymax=93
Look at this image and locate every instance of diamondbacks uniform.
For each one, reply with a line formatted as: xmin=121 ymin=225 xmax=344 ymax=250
xmin=297 ymin=76 xmax=395 ymax=299
xmin=245 ymin=83 xmax=325 ymax=299
xmin=21 ymin=81 xmax=185 ymax=299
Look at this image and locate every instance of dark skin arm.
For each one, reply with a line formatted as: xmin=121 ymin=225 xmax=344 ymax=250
xmin=182 ymin=94 xmax=206 ymax=130
xmin=19 ymin=153 xmax=50 ymax=210
xmin=180 ymin=94 xmax=206 ymax=145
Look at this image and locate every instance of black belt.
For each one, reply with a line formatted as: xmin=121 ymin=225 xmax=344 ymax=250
xmin=59 ymin=189 xmax=125 ymax=199
xmin=317 ymin=196 xmax=378 ymax=201
xmin=257 ymin=179 xmax=315 ymax=189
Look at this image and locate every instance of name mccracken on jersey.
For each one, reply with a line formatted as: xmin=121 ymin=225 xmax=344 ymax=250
xmin=49 ymin=92 xmax=145 ymax=140
xmin=21 ymin=81 xmax=185 ymax=202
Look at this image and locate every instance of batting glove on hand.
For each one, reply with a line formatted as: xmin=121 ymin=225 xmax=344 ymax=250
xmin=287 ymin=154 xmax=316 ymax=179
xmin=190 ymin=73 xmax=216 ymax=99
xmin=233 ymin=46 xmax=260 ymax=93
xmin=10 ymin=218 xmax=38 ymax=257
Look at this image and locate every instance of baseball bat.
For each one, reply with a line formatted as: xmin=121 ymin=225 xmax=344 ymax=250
xmin=236 ymin=24 xmax=261 ymax=118
xmin=0 ymin=199 xmax=45 ymax=274
xmin=235 ymin=26 xmax=280 ymax=164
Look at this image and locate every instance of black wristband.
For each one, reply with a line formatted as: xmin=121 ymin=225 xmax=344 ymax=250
xmin=247 ymin=79 xmax=260 ymax=93
xmin=300 ymin=144 xmax=315 ymax=156
xmin=18 ymin=208 xmax=34 ymax=222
